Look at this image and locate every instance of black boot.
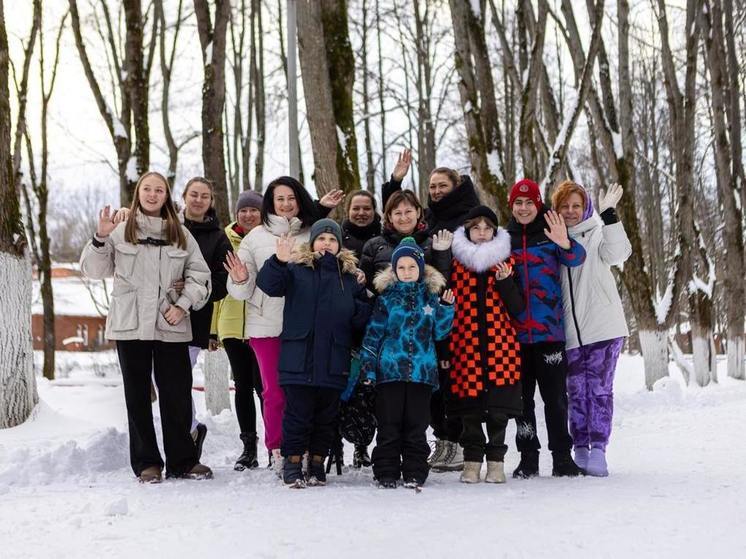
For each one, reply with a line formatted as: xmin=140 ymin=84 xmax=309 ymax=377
xmin=308 ymin=455 xmax=327 ymax=486
xmin=512 ymin=450 xmax=540 ymax=479
xmin=234 ymin=432 xmax=259 ymax=471
xmin=192 ymin=423 xmax=208 ymax=462
xmin=552 ymin=450 xmax=585 ymax=477
xmin=353 ymin=444 xmax=372 ymax=468
xmin=326 ymin=439 xmax=344 ymax=475
xmin=283 ymin=455 xmax=305 ymax=487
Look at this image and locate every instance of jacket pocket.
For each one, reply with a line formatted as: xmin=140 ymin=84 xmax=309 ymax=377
xmin=109 ymin=290 xmax=138 ymax=332
xmin=156 ymin=298 xmax=188 ymax=333
xmin=164 ymin=247 xmax=189 ymax=279
xmin=329 ymin=332 xmax=352 ymax=377
xmin=114 ymin=244 xmax=138 ymax=279
xmin=279 ymin=333 xmax=308 ymax=373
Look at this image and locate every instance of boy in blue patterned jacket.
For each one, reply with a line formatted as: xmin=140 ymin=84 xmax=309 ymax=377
xmin=506 ymin=179 xmax=587 ymax=479
xmin=360 ymin=237 xmax=455 ymax=488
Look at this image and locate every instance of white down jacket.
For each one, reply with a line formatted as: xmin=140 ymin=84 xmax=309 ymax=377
xmin=560 ymin=214 xmax=632 ymax=350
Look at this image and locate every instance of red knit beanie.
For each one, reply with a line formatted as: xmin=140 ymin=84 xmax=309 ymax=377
xmin=509 ymin=179 xmax=543 ymax=210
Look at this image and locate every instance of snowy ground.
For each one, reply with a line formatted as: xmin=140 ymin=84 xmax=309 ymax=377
xmin=2 ymin=353 xmax=745 ymax=559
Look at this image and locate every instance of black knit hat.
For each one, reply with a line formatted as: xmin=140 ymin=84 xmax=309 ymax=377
xmin=463 ymin=205 xmax=498 ymax=240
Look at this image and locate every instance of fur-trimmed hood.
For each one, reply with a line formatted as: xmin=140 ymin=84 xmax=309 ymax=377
xmin=451 ymin=225 xmax=511 ymax=273
xmin=291 ymin=242 xmax=359 ymax=274
xmin=372 ymin=263 xmax=446 ymax=294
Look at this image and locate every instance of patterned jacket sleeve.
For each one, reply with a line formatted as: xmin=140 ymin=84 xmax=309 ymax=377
xmin=558 ymin=238 xmax=586 ymax=268
xmin=359 ymin=295 xmax=388 ymax=383
xmin=433 ymin=297 xmax=455 ymax=342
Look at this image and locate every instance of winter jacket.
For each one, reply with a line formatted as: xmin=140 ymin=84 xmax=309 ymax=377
xmin=447 ymin=226 xmax=523 ymax=416
xmin=80 ymin=211 xmax=211 ymax=342
xmin=226 ymin=214 xmax=311 ymax=338
xmin=341 ymin=216 xmax=382 ymax=260
xmin=382 ymin=175 xmax=482 ymax=234
xmin=211 ymin=222 xmax=250 ymax=341
xmin=256 ymin=245 xmax=372 ymax=391
xmin=360 ymin=265 xmax=455 ymax=389
xmin=182 ymin=208 xmax=232 ymax=348
xmin=506 ymin=208 xmax=586 ymax=345
xmin=359 ymin=226 xmax=451 ymax=293
xmin=561 ymin=211 xmax=631 ymax=350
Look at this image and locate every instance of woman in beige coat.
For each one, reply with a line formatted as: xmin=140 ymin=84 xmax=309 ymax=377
xmin=80 ymin=171 xmax=213 ymax=483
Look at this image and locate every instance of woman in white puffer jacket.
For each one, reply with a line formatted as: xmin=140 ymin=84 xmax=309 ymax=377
xmin=553 ymin=180 xmax=631 ymax=478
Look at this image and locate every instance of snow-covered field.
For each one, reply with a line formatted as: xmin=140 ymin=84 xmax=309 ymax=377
xmin=1 ymin=352 xmax=745 ymax=559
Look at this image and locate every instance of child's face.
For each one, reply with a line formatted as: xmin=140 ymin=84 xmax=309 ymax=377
xmin=469 ymin=219 xmax=495 ymax=244
xmin=312 ymin=232 xmax=340 ymax=255
xmin=395 ymin=256 xmax=420 ymax=283
xmin=512 ymin=197 xmax=538 ymax=224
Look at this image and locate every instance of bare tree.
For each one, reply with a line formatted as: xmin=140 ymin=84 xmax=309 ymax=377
xmin=0 ymin=0 xmax=38 ymax=428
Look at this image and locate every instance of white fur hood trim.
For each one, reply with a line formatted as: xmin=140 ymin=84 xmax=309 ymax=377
xmin=451 ymin=226 xmax=511 ymax=273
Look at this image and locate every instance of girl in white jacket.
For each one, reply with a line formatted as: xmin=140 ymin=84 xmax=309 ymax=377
xmin=552 ymin=180 xmax=632 ymax=477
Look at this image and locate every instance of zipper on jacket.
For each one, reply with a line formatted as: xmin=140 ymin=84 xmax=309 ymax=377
xmin=566 ymin=267 xmax=583 ymax=347
xmin=522 ymin=226 xmax=532 ymax=344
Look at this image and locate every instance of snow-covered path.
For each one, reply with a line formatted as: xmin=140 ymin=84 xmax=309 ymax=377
xmin=1 ymin=354 xmax=745 ymax=558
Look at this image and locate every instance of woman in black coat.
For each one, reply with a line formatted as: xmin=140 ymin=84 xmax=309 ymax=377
xmin=341 ymin=190 xmax=382 ymax=260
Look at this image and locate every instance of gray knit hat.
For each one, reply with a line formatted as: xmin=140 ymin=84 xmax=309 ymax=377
xmin=235 ymin=190 xmax=263 ymax=216
xmin=309 ymin=218 xmax=343 ymax=247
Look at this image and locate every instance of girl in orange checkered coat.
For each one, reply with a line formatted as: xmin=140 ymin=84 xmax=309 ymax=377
xmin=447 ymin=206 xmax=524 ymax=484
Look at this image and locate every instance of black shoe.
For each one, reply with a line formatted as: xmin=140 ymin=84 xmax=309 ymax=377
xmin=552 ymin=451 xmax=585 ymax=477
xmin=326 ymin=445 xmax=344 ymax=475
xmin=353 ymin=444 xmax=372 ymax=468
xmin=512 ymin=451 xmax=540 ymax=479
xmin=377 ymin=478 xmax=398 ymax=489
xmin=234 ymin=432 xmax=259 ymax=471
xmin=283 ymin=455 xmax=304 ymax=486
xmin=192 ymin=423 xmax=207 ymax=462
xmin=308 ymin=456 xmax=327 ymax=486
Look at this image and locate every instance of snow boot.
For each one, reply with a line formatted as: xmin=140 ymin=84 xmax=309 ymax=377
xmin=573 ymin=446 xmax=590 ymax=471
xmin=427 ymin=439 xmax=447 ymax=468
xmin=485 ymin=461 xmax=506 ymax=484
xmin=353 ymin=444 xmax=372 ymax=468
xmin=460 ymin=461 xmax=482 ymax=483
xmin=234 ymin=432 xmax=259 ymax=471
xmin=585 ymin=447 xmax=609 ymax=477
xmin=512 ymin=451 xmax=540 ymax=478
xmin=138 ymin=466 xmax=162 ymax=484
xmin=191 ymin=423 xmax=208 ymax=462
xmin=552 ymin=450 xmax=585 ymax=477
xmin=432 ymin=441 xmax=464 ymax=472
xmin=271 ymin=448 xmax=284 ymax=479
xmin=377 ymin=478 xmax=398 ymax=489
xmin=283 ymin=455 xmax=305 ymax=488
xmin=183 ymin=462 xmax=213 ymax=480
xmin=403 ymin=478 xmax=424 ymax=491
xmin=307 ymin=455 xmax=327 ymax=486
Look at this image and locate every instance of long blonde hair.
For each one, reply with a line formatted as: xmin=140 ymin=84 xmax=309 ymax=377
xmin=125 ymin=171 xmax=186 ymax=249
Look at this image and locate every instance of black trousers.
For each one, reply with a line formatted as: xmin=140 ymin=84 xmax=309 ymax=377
xmin=515 ymin=341 xmax=573 ymax=453
xmin=222 ymin=338 xmax=264 ymax=435
xmin=460 ymin=411 xmax=509 ymax=462
xmin=281 ymin=385 xmax=340 ymax=458
xmin=372 ymin=382 xmax=431 ymax=484
xmin=430 ymin=343 xmax=462 ymax=442
xmin=116 ymin=340 xmax=197 ymax=477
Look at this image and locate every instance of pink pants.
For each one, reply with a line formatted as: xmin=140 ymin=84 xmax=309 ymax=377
xmin=249 ymin=337 xmax=285 ymax=450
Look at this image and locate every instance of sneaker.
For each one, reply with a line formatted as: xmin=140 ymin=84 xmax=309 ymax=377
xmin=283 ymin=455 xmax=305 ymax=487
xmin=485 ymin=461 xmax=506 ymax=483
xmin=512 ymin=451 xmax=540 ymax=478
xmin=573 ymin=446 xmax=590 ymax=470
xmin=402 ymin=478 xmax=423 ymax=490
xmin=307 ymin=455 xmax=327 ymax=486
xmin=432 ymin=441 xmax=464 ymax=472
xmin=183 ymin=462 xmax=213 ymax=480
xmin=427 ymin=439 xmax=447 ymax=467
xmin=377 ymin=478 xmax=398 ymax=489
xmin=235 ymin=432 xmax=259 ymax=471
xmin=353 ymin=444 xmax=372 ymax=468
xmin=460 ymin=461 xmax=482 ymax=483
xmin=271 ymin=449 xmax=284 ymax=479
xmin=138 ymin=466 xmax=162 ymax=484
xmin=552 ymin=450 xmax=585 ymax=477
xmin=191 ymin=423 xmax=208 ymax=463
xmin=585 ymin=447 xmax=609 ymax=477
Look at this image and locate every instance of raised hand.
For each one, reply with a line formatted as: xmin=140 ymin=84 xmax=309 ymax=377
xmin=544 ymin=210 xmax=571 ymax=250
xmin=112 ymin=207 xmax=131 ymax=225
xmin=319 ymin=189 xmax=345 ymax=208
xmin=432 ymin=229 xmax=454 ymax=251
xmin=392 ymin=148 xmax=412 ymax=182
xmin=355 ymin=268 xmax=366 ymax=285
xmin=275 ymin=233 xmax=296 ymax=262
xmin=223 ymin=251 xmax=250 ymax=284
xmin=495 ymin=261 xmax=513 ymax=281
xmin=599 ymin=182 xmax=623 ymax=213
xmin=441 ymin=289 xmax=455 ymax=305
xmin=163 ymin=304 xmax=186 ymax=325
xmin=96 ymin=205 xmax=117 ymax=238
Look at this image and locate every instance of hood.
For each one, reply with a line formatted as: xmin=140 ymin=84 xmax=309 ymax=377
xmin=451 ymin=225 xmax=511 ymax=273
xmin=427 ymin=175 xmax=481 ymax=224
xmin=135 ymin=210 xmax=167 ymax=237
xmin=568 ymin=212 xmax=602 ymax=238
xmin=291 ymin=242 xmax=359 ymax=274
xmin=373 ymin=264 xmax=446 ymax=295
xmin=264 ymin=213 xmax=305 ymax=237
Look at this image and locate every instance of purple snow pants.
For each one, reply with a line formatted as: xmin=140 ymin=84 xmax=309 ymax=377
xmin=566 ymin=338 xmax=624 ymax=450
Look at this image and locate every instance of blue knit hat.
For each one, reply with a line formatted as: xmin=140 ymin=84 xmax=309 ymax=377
xmin=310 ymin=218 xmax=343 ymax=247
xmin=391 ymin=237 xmax=425 ymax=280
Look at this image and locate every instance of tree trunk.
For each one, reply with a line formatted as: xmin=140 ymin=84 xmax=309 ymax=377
xmin=361 ymin=0 xmax=375 ymax=193
xmin=194 ymin=0 xmax=231 ymax=224
xmin=123 ymin=0 xmax=149 ymax=181
xmin=0 ymin=0 xmax=38 ymax=428
xmin=253 ymin=0 xmax=266 ymax=191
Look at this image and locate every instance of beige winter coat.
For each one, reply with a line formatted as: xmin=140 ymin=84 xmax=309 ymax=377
xmin=226 ymin=213 xmax=310 ymax=338
xmin=79 ymin=212 xmax=211 ymax=342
